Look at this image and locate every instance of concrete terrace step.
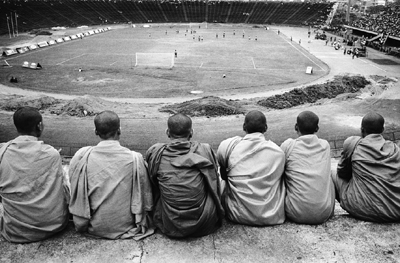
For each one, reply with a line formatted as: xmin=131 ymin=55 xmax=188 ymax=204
xmin=1 ymin=201 xmax=399 ymax=263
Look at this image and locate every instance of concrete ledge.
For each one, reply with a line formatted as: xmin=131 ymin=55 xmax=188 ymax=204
xmin=1 ymin=203 xmax=399 ymax=262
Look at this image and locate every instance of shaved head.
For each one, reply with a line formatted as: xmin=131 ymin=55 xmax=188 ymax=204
xmin=13 ymin=107 xmax=42 ymax=135
xmin=243 ymin=110 xmax=267 ymax=134
xmin=296 ymin=111 xmax=319 ymax=135
xmin=167 ymin=113 xmax=192 ymax=138
xmin=361 ymin=112 xmax=384 ymax=136
xmin=94 ymin=111 xmax=120 ymax=139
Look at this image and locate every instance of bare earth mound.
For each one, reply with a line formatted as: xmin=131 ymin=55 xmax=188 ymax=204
xmin=0 ymin=75 xmax=396 ymax=119
xmin=49 ymin=96 xmax=117 ymax=117
xmin=158 ymin=75 xmax=388 ymax=117
xmin=159 ymin=96 xmax=245 ymax=117
xmin=0 ymin=95 xmax=60 ymax=111
xmin=0 ymin=95 xmax=118 ymax=117
xmin=257 ymin=75 xmax=371 ymax=109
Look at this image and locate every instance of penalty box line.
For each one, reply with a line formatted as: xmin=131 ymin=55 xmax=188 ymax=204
xmin=51 ymin=61 xmax=324 ymax=72
xmin=174 ymin=63 xmax=324 ymax=72
xmin=251 ymin=57 xmax=256 ymax=69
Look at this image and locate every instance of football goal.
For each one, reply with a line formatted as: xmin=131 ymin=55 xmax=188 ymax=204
xmin=135 ymin=53 xmax=174 ymax=68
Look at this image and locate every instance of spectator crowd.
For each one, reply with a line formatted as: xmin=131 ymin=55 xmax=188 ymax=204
xmin=351 ymin=4 xmax=400 ymax=38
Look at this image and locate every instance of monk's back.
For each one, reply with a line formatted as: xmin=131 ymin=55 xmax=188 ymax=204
xmin=158 ymin=154 xmax=207 ymax=211
xmin=82 ymin=143 xmax=138 ymax=239
xmin=0 ymin=137 xmax=69 ymax=243
xmin=148 ymin=141 xmax=222 ymax=238
xmin=342 ymin=135 xmax=400 ymax=222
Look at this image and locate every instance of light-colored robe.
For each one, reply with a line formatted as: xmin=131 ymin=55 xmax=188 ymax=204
xmin=146 ymin=140 xmax=224 ymax=238
xmin=69 ymin=140 xmax=154 ymax=240
xmin=281 ymin=135 xmax=335 ymax=224
xmin=217 ymin=133 xmax=286 ymax=226
xmin=0 ymin=136 xmax=69 ymax=243
xmin=335 ymin=134 xmax=400 ymax=222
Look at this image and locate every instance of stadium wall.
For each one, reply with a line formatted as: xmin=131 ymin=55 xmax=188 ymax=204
xmin=0 ymin=1 xmax=333 ymax=35
xmin=54 ymin=129 xmax=400 ymax=159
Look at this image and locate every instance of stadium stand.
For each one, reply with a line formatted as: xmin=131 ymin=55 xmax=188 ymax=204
xmin=0 ymin=0 xmax=333 ymax=35
xmin=350 ymin=4 xmax=400 ymax=38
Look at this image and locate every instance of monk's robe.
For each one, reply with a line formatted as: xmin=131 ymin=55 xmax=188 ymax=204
xmin=217 ymin=133 xmax=286 ymax=226
xmin=335 ymin=134 xmax=400 ymax=222
xmin=0 ymin=136 xmax=69 ymax=243
xmin=281 ymin=135 xmax=335 ymax=224
xmin=69 ymin=140 xmax=154 ymax=240
xmin=146 ymin=140 xmax=224 ymax=238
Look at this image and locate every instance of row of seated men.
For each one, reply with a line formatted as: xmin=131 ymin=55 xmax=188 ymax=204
xmin=0 ymin=107 xmax=399 ymax=243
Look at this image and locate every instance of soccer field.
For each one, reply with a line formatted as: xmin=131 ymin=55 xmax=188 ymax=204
xmin=2 ymin=24 xmax=328 ymax=98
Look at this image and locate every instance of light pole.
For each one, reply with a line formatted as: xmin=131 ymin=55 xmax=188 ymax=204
xmin=10 ymin=12 xmax=15 ymax=37
xmin=6 ymin=15 xmax=12 ymax=38
xmin=15 ymin=13 xmax=19 ymax=37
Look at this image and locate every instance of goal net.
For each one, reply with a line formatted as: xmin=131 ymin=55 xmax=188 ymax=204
xmin=135 ymin=53 xmax=174 ymax=68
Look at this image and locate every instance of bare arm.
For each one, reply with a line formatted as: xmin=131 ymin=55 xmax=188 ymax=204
xmin=337 ymin=136 xmax=361 ymax=181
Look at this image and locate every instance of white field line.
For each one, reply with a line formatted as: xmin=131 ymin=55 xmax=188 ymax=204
xmin=110 ymin=61 xmax=118 ymax=66
xmin=176 ymin=65 xmax=324 ymax=71
xmin=312 ymin=52 xmax=342 ymax=54
xmin=197 ymin=67 xmax=323 ymax=71
xmin=317 ymin=56 xmax=348 ymax=58
xmin=174 ymin=55 xmax=203 ymax=57
xmin=359 ymin=58 xmax=387 ymax=72
xmin=368 ymin=63 xmax=387 ymax=72
xmin=83 ymin=52 xmax=135 ymax=57
xmin=279 ymin=36 xmax=326 ymax=72
xmin=251 ymin=57 xmax=256 ymax=69
xmin=47 ymin=61 xmax=324 ymax=72
xmin=56 ymin=54 xmax=86 ymax=65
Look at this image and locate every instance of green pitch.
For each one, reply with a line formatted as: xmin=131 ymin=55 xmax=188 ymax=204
xmin=2 ymin=24 xmax=328 ymax=98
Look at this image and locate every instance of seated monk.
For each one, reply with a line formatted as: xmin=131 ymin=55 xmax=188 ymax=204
xmin=69 ymin=111 xmax=154 ymax=240
xmin=145 ymin=113 xmax=224 ymax=238
xmin=217 ymin=110 xmax=285 ymax=225
xmin=332 ymin=112 xmax=400 ymax=222
xmin=0 ymin=107 xmax=69 ymax=243
xmin=281 ymin=111 xmax=335 ymax=224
